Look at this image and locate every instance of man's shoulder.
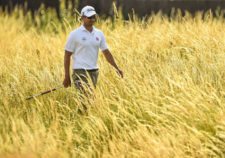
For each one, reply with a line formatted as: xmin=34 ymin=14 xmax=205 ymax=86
xmin=68 ymin=27 xmax=83 ymax=38
xmin=70 ymin=28 xmax=81 ymax=34
xmin=94 ymin=28 xmax=104 ymax=35
xmin=94 ymin=27 xmax=101 ymax=32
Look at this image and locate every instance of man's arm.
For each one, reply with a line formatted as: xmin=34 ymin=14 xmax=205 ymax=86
xmin=102 ymin=49 xmax=123 ymax=78
xmin=63 ymin=51 xmax=73 ymax=87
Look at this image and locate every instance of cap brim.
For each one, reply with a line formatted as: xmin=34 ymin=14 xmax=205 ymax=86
xmin=86 ymin=11 xmax=96 ymax=17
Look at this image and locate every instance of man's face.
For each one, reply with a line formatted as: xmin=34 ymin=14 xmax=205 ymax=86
xmin=83 ymin=15 xmax=96 ymax=26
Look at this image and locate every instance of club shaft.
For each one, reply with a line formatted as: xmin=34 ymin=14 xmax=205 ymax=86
xmin=26 ymin=86 xmax=63 ymax=100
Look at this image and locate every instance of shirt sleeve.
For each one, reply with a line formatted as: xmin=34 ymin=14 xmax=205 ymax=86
xmin=64 ymin=32 xmax=76 ymax=53
xmin=100 ymin=31 xmax=108 ymax=51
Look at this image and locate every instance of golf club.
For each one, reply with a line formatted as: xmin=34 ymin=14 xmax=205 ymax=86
xmin=26 ymin=85 xmax=64 ymax=100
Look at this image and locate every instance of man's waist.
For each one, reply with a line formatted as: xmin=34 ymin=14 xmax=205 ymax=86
xmin=73 ymin=68 xmax=99 ymax=72
xmin=72 ymin=62 xmax=98 ymax=70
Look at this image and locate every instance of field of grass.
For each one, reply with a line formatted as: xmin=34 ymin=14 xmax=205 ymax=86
xmin=0 ymin=12 xmax=225 ymax=158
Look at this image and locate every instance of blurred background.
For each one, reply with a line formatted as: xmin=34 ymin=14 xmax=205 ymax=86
xmin=0 ymin=0 xmax=225 ymax=21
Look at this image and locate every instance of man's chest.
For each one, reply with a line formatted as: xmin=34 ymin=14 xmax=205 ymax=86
xmin=76 ymin=32 xmax=101 ymax=47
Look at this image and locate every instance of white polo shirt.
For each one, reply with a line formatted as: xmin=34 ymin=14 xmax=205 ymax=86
xmin=65 ymin=25 xmax=108 ymax=70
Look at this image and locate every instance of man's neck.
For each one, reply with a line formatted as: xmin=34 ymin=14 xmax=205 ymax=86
xmin=83 ymin=24 xmax=93 ymax=32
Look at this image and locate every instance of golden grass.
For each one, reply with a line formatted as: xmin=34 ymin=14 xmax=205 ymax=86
xmin=0 ymin=13 xmax=225 ymax=158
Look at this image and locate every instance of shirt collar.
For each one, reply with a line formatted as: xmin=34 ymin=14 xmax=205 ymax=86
xmin=80 ymin=25 xmax=96 ymax=33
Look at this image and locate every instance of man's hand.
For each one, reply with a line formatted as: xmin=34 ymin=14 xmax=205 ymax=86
xmin=116 ymin=69 xmax=124 ymax=78
xmin=63 ymin=76 xmax=71 ymax=88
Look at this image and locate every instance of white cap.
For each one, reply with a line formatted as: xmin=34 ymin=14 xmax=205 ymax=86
xmin=81 ymin=6 xmax=96 ymax=17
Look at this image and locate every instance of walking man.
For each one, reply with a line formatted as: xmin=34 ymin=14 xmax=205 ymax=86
xmin=63 ymin=6 xmax=123 ymax=92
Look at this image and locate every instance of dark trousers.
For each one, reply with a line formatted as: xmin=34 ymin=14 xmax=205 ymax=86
xmin=72 ymin=69 xmax=99 ymax=92
xmin=72 ymin=69 xmax=99 ymax=113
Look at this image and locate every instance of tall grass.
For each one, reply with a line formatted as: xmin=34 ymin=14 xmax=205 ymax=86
xmin=0 ymin=12 xmax=225 ymax=158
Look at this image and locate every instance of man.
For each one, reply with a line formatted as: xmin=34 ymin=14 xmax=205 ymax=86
xmin=63 ymin=6 xmax=123 ymax=92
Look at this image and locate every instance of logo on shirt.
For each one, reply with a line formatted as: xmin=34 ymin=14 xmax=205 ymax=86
xmin=82 ymin=37 xmax=87 ymax=41
xmin=96 ymin=37 xmax=99 ymax=41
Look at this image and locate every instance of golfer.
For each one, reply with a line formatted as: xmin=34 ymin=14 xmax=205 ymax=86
xmin=63 ymin=6 xmax=123 ymax=91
